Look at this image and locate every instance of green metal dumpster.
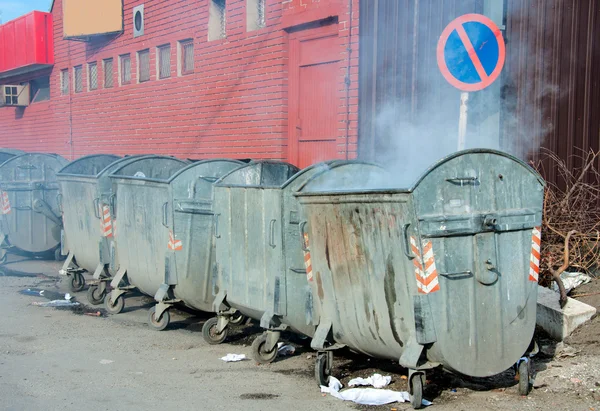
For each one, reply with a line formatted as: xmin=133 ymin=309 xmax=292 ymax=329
xmin=295 ymin=149 xmax=544 ymax=407
xmin=147 ymin=159 xmax=244 ymax=330
xmin=105 ymin=156 xmax=190 ymax=314
xmin=206 ymin=161 xmax=387 ymax=363
xmin=57 ymin=154 xmax=124 ymax=296
xmin=0 ymin=153 xmax=68 ymax=263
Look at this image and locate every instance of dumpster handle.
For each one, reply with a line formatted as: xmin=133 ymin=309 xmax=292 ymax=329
xmin=214 ymin=213 xmax=221 ymax=238
xmin=56 ymin=193 xmax=63 ymax=213
xmin=439 ymin=270 xmax=473 ymax=279
xmin=109 ymin=194 xmax=116 ymax=218
xmin=402 ymin=223 xmax=415 ymax=259
xmin=299 ymin=221 xmax=309 ymax=252
xmin=162 ymin=202 xmax=169 ymax=227
xmin=269 ymin=219 xmax=276 ymax=248
xmin=93 ymin=198 xmax=100 ymax=219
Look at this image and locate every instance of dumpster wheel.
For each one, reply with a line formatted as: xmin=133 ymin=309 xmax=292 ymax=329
xmin=230 ymin=312 xmax=247 ymax=326
xmin=517 ymin=358 xmax=532 ymax=396
xmin=409 ymin=372 xmax=425 ymax=409
xmin=87 ymin=285 xmax=106 ymax=305
xmin=69 ymin=273 xmax=86 ymax=293
xmin=314 ymin=352 xmax=332 ymax=387
xmin=202 ymin=317 xmax=228 ymax=345
xmin=148 ymin=306 xmax=170 ymax=331
xmin=104 ymin=294 xmax=125 ymax=314
xmin=251 ymin=333 xmax=278 ymax=364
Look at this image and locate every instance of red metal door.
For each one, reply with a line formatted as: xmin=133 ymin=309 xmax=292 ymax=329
xmin=288 ymin=25 xmax=340 ymax=168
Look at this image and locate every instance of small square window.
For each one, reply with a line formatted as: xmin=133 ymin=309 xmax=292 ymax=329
xmin=104 ymin=58 xmax=114 ymax=88
xmin=88 ymin=62 xmax=98 ymax=90
xmin=138 ymin=49 xmax=150 ymax=82
xmin=208 ymin=0 xmax=226 ymax=40
xmin=61 ymin=69 xmax=69 ymax=95
xmin=74 ymin=65 xmax=83 ymax=93
xmin=120 ymin=54 xmax=131 ymax=85
xmin=179 ymin=40 xmax=194 ymax=75
xmin=158 ymin=44 xmax=171 ymax=79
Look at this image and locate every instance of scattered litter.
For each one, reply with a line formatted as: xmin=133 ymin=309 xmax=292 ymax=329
xmin=19 ymin=288 xmax=44 ymax=296
xmin=84 ymin=311 xmax=102 ymax=317
xmin=400 ymin=375 xmax=408 ymax=380
xmin=348 ymin=373 xmax=392 ymax=389
xmin=220 ymin=354 xmax=247 ymax=362
xmin=552 ymin=272 xmax=592 ymax=294
xmin=32 ymin=300 xmax=80 ymax=307
xmin=64 ymin=293 xmax=72 ymax=300
xmin=555 ymin=342 xmax=580 ymax=359
xmin=277 ymin=342 xmax=296 ymax=356
xmin=99 ymin=359 xmax=114 ymax=365
xmin=571 ymin=378 xmax=582 ymax=384
xmin=320 ymin=376 xmax=432 ymax=406
xmin=307 ymin=354 xmax=313 ymax=359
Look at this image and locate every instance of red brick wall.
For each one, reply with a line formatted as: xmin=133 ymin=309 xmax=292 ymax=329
xmin=0 ymin=0 xmax=359 ymax=163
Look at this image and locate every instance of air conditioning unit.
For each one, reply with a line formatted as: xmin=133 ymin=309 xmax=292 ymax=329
xmin=0 ymin=84 xmax=30 ymax=107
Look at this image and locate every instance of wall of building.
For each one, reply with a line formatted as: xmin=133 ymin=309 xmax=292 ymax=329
xmin=0 ymin=0 xmax=359 ymax=163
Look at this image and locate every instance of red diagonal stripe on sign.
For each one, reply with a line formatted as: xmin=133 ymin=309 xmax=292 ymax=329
xmin=455 ymin=25 xmax=489 ymax=82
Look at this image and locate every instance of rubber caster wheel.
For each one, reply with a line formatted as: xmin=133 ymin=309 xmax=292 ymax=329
xmin=202 ymin=317 xmax=228 ymax=345
xmin=148 ymin=306 xmax=170 ymax=331
xmin=518 ymin=360 xmax=531 ymax=396
xmin=251 ymin=333 xmax=278 ymax=364
xmin=315 ymin=352 xmax=331 ymax=387
xmin=87 ymin=285 xmax=106 ymax=305
xmin=69 ymin=273 xmax=85 ymax=292
xmin=230 ymin=312 xmax=247 ymax=326
xmin=410 ymin=373 xmax=424 ymax=409
xmin=104 ymin=293 xmax=124 ymax=314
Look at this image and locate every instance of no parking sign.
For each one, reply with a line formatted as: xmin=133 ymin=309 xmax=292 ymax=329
xmin=437 ymin=14 xmax=505 ymax=92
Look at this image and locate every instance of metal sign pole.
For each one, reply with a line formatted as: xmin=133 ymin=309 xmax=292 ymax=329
xmin=458 ymin=92 xmax=469 ymax=150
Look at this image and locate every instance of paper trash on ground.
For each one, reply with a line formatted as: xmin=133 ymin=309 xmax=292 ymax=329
xmin=321 ymin=376 xmax=432 ymax=406
xmin=348 ymin=373 xmax=392 ymax=389
xmin=31 ymin=300 xmax=80 ymax=307
xmin=220 ymin=354 xmax=247 ymax=362
xmin=552 ymin=272 xmax=592 ymax=294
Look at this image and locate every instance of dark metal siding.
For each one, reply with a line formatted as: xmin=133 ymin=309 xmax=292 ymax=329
xmin=359 ymin=0 xmax=600 ymax=188
xmin=502 ymin=0 xmax=600 ymax=188
xmin=358 ymin=0 xmax=483 ymax=164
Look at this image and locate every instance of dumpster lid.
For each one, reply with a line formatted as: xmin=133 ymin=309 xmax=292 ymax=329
xmin=216 ymin=160 xmax=299 ymax=187
xmin=0 ymin=152 xmax=67 ymax=172
xmin=0 ymin=149 xmax=24 ymax=166
xmin=109 ymin=156 xmax=189 ymax=182
xmin=57 ymin=154 xmax=121 ymax=177
xmin=168 ymin=158 xmax=245 ymax=184
xmin=296 ymin=149 xmax=543 ymax=195
xmin=283 ymin=160 xmax=386 ymax=192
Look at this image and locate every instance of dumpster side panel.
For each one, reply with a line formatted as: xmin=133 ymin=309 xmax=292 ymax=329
xmin=169 ymin=160 xmax=243 ymax=312
xmin=0 ymin=154 xmax=67 ymax=253
xmin=114 ymin=180 xmax=170 ymax=297
xmin=214 ymin=186 xmax=283 ymax=320
xmin=413 ymin=152 xmax=544 ymax=377
xmin=59 ymin=178 xmax=102 ymax=271
xmin=300 ymin=193 xmax=415 ymax=360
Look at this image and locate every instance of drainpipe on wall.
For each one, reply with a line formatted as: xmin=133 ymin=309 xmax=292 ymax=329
xmin=67 ymin=40 xmax=74 ymax=160
xmin=344 ymin=0 xmax=353 ymax=160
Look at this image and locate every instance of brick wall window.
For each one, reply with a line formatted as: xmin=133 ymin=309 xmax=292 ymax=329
xmin=88 ymin=62 xmax=98 ymax=90
xmin=138 ymin=49 xmax=150 ymax=83
xmin=104 ymin=58 xmax=114 ymax=88
xmin=61 ymin=69 xmax=69 ymax=95
xmin=247 ymin=0 xmax=266 ymax=31
xmin=178 ymin=40 xmax=194 ymax=76
xmin=208 ymin=0 xmax=226 ymax=41
xmin=74 ymin=65 xmax=83 ymax=93
xmin=157 ymin=44 xmax=171 ymax=79
xmin=120 ymin=54 xmax=131 ymax=85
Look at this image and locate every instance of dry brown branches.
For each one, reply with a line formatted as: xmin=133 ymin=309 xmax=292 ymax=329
xmin=533 ymin=148 xmax=600 ymax=294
